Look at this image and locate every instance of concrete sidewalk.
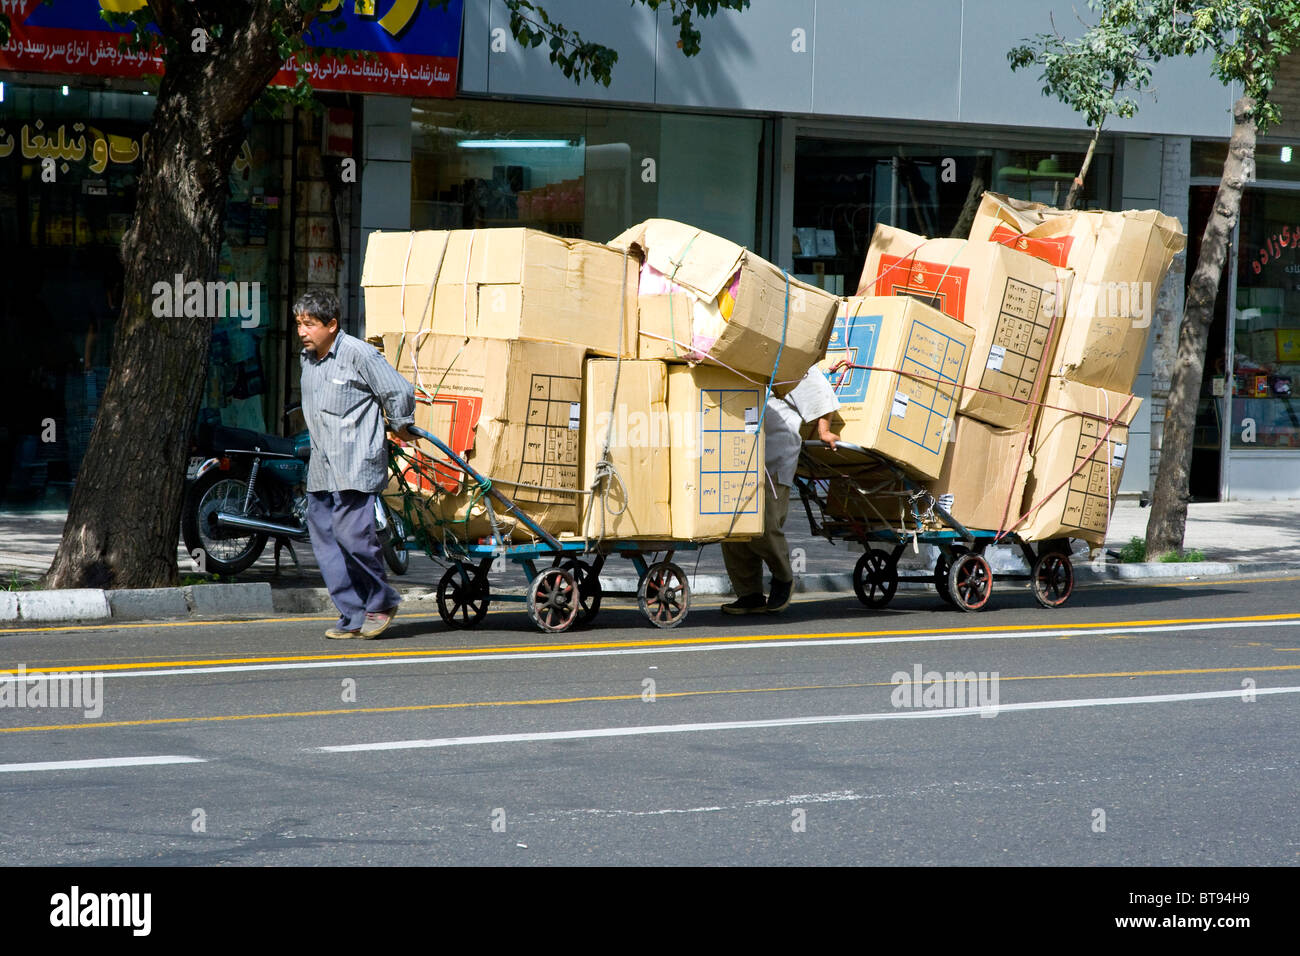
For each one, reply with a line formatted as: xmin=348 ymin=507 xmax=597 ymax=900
xmin=2 ymin=498 xmax=1297 ymax=624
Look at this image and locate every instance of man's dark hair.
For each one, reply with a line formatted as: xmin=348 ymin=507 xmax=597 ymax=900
xmin=293 ymin=289 xmax=341 ymax=326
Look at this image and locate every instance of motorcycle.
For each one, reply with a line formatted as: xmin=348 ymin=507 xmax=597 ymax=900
xmin=180 ymin=414 xmax=409 ymax=578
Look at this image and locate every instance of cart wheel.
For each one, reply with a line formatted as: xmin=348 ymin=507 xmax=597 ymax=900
xmin=1031 ymin=551 xmax=1074 ymax=608
xmin=853 ymin=550 xmax=898 ymax=608
xmin=948 ymin=552 xmax=992 ymax=612
xmin=528 ymin=566 xmax=579 ymax=633
xmin=638 ymin=561 xmax=690 ymax=629
xmin=563 ymin=559 xmax=603 ymax=625
xmin=437 ymin=564 xmax=490 ymax=629
xmin=933 ymin=545 xmax=968 ymax=606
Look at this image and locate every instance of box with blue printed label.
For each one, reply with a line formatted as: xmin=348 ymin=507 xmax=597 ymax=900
xmin=812 ymin=296 xmax=975 ymax=481
xmin=666 ymin=364 xmax=764 ymax=540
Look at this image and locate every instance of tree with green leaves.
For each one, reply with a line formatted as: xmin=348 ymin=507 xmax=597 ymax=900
xmin=26 ymin=0 xmax=747 ymax=590
xmin=1009 ymin=0 xmax=1300 ymax=558
xmin=1008 ymin=6 xmax=1153 ymax=210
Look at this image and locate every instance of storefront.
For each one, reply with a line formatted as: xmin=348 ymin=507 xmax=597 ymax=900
xmin=0 ymin=80 xmax=288 ymax=508
xmin=1189 ymin=141 xmax=1300 ymax=500
xmin=0 ymin=0 xmax=464 ymax=510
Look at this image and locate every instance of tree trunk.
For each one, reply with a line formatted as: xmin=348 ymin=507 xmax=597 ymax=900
xmin=949 ymin=155 xmax=993 ymax=239
xmin=44 ymin=8 xmax=308 ymax=589
xmin=1064 ymin=124 xmax=1101 ymax=211
xmin=1145 ymin=96 xmax=1255 ymax=559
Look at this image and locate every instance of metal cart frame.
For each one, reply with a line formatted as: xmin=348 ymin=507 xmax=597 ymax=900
xmin=793 ymin=441 xmax=1075 ymax=612
xmin=393 ymin=426 xmax=697 ymax=633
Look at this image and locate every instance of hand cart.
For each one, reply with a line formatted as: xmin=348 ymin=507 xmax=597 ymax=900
xmin=389 ymin=426 xmax=696 ymax=633
xmin=793 ymin=441 xmax=1075 ymax=612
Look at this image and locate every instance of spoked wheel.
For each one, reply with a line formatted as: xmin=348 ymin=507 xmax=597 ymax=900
xmin=1031 ymin=551 xmax=1074 ymax=608
xmin=437 ymin=564 xmax=490 ymax=629
xmin=853 ymin=549 xmax=898 ymax=608
xmin=181 ymin=472 xmax=269 ymax=576
xmin=637 ymin=561 xmax=690 ymax=629
xmin=933 ymin=545 xmax=968 ymax=606
xmin=528 ymin=567 xmax=579 ymax=633
xmin=562 ymin=559 xmax=603 ymax=626
xmin=948 ymin=552 xmax=993 ymax=612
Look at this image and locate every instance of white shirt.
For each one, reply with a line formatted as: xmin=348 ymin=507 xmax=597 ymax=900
xmin=764 ymin=368 xmax=840 ymax=489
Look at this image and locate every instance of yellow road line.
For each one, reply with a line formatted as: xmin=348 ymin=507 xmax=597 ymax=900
xmin=2 ymin=664 xmax=1297 ymax=735
xmin=4 ymin=611 xmax=1300 ymax=676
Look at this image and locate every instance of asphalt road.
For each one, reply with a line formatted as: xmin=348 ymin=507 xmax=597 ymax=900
xmin=1 ymin=572 xmax=1298 ymax=869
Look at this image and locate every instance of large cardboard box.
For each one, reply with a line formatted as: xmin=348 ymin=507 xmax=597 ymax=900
xmin=812 ymin=296 xmax=975 ymax=480
xmin=581 ymin=359 xmax=673 ymax=539
xmin=928 ymin=415 xmax=1033 ymax=534
xmin=378 ymin=333 xmax=588 ymax=542
xmin=665 ymin=364 xmax=764 ymax=540
xmin=361 ymin=228 xmax=638 ymax=359
xmin=857 ymin=224 xmax=1073 ymax=431
xmin=611 ymin=219 xmax=839 ymax=388
xmin=969 ymin=192 xmax=1186 ymax=393
xmin=1018 ymin=378 xmax=1142 ymax=546
xmin=634 ymin=291 xmax=696 ymax=362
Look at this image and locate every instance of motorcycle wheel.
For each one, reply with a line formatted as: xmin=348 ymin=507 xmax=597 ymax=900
xmin=181 ymin=470 xmax=269 ymax=576
xmin=379 ymin=498 xmax=409 ymax=575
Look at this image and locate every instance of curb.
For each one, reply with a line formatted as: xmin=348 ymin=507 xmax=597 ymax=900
xmin=0 ymin=582 xmax=275 ymax=627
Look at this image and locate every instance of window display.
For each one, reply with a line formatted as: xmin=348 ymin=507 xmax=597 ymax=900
xmin=1230 ymin=190 xmax=1300 ymax=448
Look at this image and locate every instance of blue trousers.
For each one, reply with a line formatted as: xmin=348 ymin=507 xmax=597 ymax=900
xmin=306 ymin=490 xmax=400 ymax=631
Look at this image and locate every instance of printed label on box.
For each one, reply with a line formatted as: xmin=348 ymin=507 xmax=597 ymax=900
xmin=1111 ymin=441 xmax=1127 ymax=468
xmin=568 ymin=402 xmax=581 ymax=430
xmin=989 ymin=224 xmax=1075 ymax=269
xmin=876 ymin=255 xmax=971 ymax=320
xmin=891 ymin=391 xmax=910 ymax=419
xmin=986 ymin=345 xmax=1006 ymax=372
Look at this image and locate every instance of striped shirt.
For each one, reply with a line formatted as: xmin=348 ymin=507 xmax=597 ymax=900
xmin=300 ymin=331 xmax=415 ymax=493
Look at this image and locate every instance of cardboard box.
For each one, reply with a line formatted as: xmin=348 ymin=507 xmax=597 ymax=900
xmin=665 ymin=364 xmax=764 ymax=540
xmin=811 ymin=296 xmax=975 ymax=480
xmin=1018 ymin=378 xmax=1142 ymax=546
xmin=611 ymin=219 xmax=839 ymax=389
xmin=857 ymin=224 xmax=1073 ymax=430
xmin=378 ymin=333 xmax=588 ymax=542
xmin=581 ymin=359 xmax=673 ymax=539
xmin=969 ymin=192 xmax=1185 ymax=393
xmin=635 ymin=291 xmax=696 ymax=361
xmin=361 ymin=228 xmax=638 ymax=359
xmin=928 ymin=415 xmax=1033 ymax=534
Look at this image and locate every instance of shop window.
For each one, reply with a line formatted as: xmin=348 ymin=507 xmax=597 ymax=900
xmin=792 ymin=139 xmax=1110 ymax=296
xmin=410 ymin=99 xmax=763 ymax=248
xmin=1193 ymin=140 xmax=1300 ymax=183
xmin=1230 ymin=190 xmax=1300 ymax=449
xmin=0 ymin=84 xmax=283 ymax=509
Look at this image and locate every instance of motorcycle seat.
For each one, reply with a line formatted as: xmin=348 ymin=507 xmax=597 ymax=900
xmin=203 ymin=424 xmax=299 ymax=460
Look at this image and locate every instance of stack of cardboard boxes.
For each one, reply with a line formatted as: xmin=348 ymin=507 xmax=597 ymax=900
xmin=812 ymin=194 xmax=1184 ymax=548
xmin=360 ymin=193 xmax=1183 ymax=553
xmin=972 ymin=193 xmax=1184 ymax=546
xmin=361 ymin=222 xmax=839 ymax=544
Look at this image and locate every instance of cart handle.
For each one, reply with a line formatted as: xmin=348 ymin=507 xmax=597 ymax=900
xmin=406 ymin=425 xmax=563 ymax=551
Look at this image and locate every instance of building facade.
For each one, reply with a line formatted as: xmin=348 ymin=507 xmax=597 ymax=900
xmin=357 ymin=0 xmax=1299 ymax=502
xmin=4 ymin=0 xmax=1299 ymax=507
